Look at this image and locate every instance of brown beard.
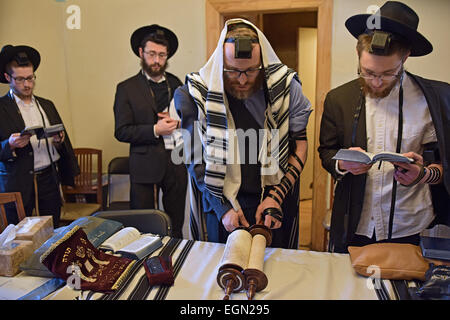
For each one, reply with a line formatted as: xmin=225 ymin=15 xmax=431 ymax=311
xmin=224 ymin=72 xmax=264 ymax=100
xmin=358 ymin=76 xmax=399 ymax=99
xmin=141 ymin=58 xmax=168 ymax=78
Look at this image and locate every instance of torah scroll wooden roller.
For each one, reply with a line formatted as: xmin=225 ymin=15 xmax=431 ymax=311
xmin=217 ymin=228 xmax=252 ymax=300
xmin=244 ymin=224 xmax=272 ymax=300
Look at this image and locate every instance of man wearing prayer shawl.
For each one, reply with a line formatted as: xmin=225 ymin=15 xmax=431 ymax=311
xmin=174 ymin=19 xmax=312 ymax=248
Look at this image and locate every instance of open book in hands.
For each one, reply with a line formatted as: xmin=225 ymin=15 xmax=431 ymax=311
xmin=99 ymin=227 xmax=163 ymax=260
xmin=332 ymin=149 xmax=414 ymax=165
xmin=20 ymin=123 xmax=64 ymax=140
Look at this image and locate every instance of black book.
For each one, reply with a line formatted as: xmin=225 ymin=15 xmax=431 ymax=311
xmin=20 ymin=123 xmax=64 ymax=140
xmin=420 ymin=236 xmax=450 ymax=261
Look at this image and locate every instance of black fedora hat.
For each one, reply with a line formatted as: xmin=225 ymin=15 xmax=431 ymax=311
xmin=130 ymin=24 xmax=178 ymax=59
xmin=345 ymin=1 xmax=432 ymax=56
xmin=0 ymin=45 xmax=41 ymax=83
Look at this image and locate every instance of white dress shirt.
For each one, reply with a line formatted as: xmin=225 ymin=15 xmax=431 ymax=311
xmin=355 ymin=73 xmax=436 ymax=240
xmin=12 ymin=91 xmax=60 ymax=170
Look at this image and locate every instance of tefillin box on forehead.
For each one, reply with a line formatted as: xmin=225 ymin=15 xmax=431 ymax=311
xmin=225 ymin=23 xmax=259 ymax=59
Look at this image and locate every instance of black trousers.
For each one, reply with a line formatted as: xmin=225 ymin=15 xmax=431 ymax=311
xmin=6 ymin=165 xmax=62 ymax=227
xmin=130 ymin=160 xmax=187 ymax=239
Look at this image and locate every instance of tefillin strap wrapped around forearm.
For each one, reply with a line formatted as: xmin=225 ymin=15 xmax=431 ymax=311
xmin=267 ymin=152 xmax=304 ymax=207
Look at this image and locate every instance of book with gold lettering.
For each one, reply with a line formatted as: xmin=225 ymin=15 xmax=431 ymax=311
xmin=99 ymin=227 xmax=162 ymax=260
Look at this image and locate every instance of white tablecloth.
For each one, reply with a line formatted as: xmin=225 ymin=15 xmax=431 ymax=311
xmin=41 ymin=238 xmax=393 ymax=300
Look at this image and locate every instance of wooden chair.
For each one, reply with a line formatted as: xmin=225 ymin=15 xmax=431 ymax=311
xmin=61 ymin=148 xmax=103 ymax=223
xmin=0 ymin=192 xmax=26 ymax=232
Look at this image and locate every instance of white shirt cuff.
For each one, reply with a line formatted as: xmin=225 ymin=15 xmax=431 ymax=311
xmin=335 ymin=160 xmax=349 ymax=176
xmin=153 ymin=125 xmax=159 ymax=138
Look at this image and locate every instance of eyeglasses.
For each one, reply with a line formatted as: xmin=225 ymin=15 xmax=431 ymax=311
xmin=223 ymin=66 xmax=262 ymax=79
xmin=143 ymin=51 xmax=168 ymax=59
xmin=8 ymin=74 xmax=36 ymax=84
xmin=358 ymin=62 xmax=403 ymax=82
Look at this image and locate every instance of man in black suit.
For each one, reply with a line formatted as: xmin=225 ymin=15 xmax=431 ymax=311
xmin=0 ymin=45 xmax=79 ymax=227
xmin=113 ymin=25 xmax=187 ymax=238
xmin=318 ymin=1 xmax=450 ymax=253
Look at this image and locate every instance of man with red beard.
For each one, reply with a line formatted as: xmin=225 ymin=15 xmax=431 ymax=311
xmin=174 ymin=20 xmax=312 ymax=248
xmin=319 ymin=1 xmax=450 ymax=253
xmin=113 ymin=25 xmax=187 ymax=238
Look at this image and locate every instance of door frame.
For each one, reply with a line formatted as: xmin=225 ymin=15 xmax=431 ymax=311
xmin=205 ymin=0 xmax=333 ymax=251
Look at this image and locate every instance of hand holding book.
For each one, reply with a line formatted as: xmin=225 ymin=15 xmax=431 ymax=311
xmin=20 ymin=123 xmax=64 ymax=140
xmin=334 ymin=147 xmax=375 ymax=176
xmin=392 ymin=151 xmax=426 ymax=186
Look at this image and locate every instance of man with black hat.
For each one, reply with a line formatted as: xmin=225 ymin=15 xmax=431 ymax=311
xmin=319 ymin=1 xmax=450 ymax=253
xmin=0 ymin=45 xmax=79 ymax=227
xmin=174 ymin=19 xmax=312 ymax=248
xmin=113 ymin=24 xmax=187 ymax=238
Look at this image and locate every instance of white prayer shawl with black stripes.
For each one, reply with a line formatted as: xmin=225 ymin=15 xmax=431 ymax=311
xmin=186 ymin=18 xmax=297 ymax=210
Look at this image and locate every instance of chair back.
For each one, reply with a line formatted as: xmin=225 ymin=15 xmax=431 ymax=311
xmin=0 ymin=192 xmax=26 ymax=232
xmin=107 ymin=157 xmax=129 ymax=208
xmin=63 ymin=148 xmax=102 ymax=207
xmin=93 ymin=209 xmax=172 ymax=236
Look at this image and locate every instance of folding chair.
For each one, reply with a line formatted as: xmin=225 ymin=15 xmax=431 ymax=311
xmin=93 ymin=209 xmax=172 ymax=236
xmin=106 ymin=156 xmax=130 ymax=210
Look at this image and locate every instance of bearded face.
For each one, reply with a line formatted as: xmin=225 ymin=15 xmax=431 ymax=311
xmin=139 ymin=41 xmax=169 ymax=78
xmin=358 ymin=50 xmax=405 ymax=99
xmin=223 ymin=42 xmax=263 ymax=100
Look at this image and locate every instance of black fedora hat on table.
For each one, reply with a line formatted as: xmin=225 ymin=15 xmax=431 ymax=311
xmin=345 ymin=1 xmax=432 ymax=56
xmin=0 ymin=45 xmax=41 ymax=83
xmin=130 ymin=24 xmax=178 ymax=59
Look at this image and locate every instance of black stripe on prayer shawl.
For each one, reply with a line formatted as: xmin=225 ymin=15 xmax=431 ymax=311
xmin=205 ymin=183 xmax=224 ymax=194
xmin=270 ymin=74 xmax=290 ymax=103
xmin=127 ymin=238 xmax=182 ymax=301
xmin=206 ymin=91 xmax=224 ymax=103
xmin=206 ymin=136 xmax=228 ymax=149
xmin=187 ymin=73 xmax=208 ymax=97
xmin=207 ymin=111 xmax=227 ymax=129
xmin=277 ymin=108 xmax=290 ymax=127
xmin=192 ymin=97 xmax=206 ymax=115
xmin=154 ymin=240 xmax=195 ymax=300
xmin=266 ymin=63 xmax=284 ymax=76
xmin=205 ymin=169 xmax=226 ymax=179
xmin=188 ymin=175 xmax=208 ymax=241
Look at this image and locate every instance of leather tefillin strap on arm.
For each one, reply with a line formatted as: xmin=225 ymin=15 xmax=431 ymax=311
xmin=264 ymin=152 xmax=305 ymax=227
xmin=262 ymin=207 xmax=283 ymax=228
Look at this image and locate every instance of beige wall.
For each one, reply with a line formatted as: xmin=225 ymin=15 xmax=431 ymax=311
xmin=0 ymin=1 xmax=73 ymax=136
xmin=0 ymin=0 xmax=206 ymax=170
xmin=0 ymin=0 xmax=448 ymax=171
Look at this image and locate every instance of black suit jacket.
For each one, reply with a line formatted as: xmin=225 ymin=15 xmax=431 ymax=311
xmin=0 ymin=92 xmax=79 ymax=207
xmin=318 ymin=72 xmax=450 ymax=252
xmin=113 ymin=71 xmax=182 ymax=184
